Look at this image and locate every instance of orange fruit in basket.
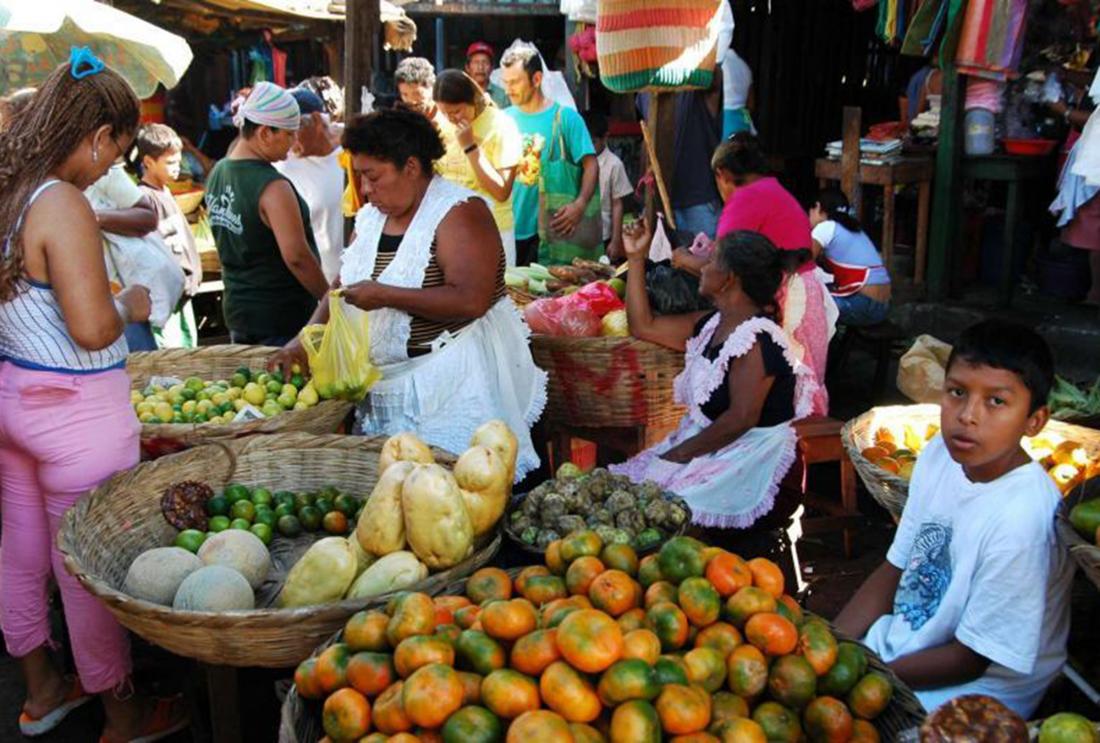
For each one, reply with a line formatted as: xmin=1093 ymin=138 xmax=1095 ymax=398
xmin=434 ymin=594 xmax=470 ymax=615
xmin=618 ymin=606 xmax=647 ymax=633
xmin=385 ymin=735 xmax=419 ymax=743
xmin=622 ymin=628 xmax=662 ymax=663
xmin=726 ymin=644 xmax=768 ymax=698
xmin=511 ymin=628 xmax=561 ymax=676
xmin=482 ymin=668 xmax=541 ymax=719
xmin=545 ymin=540 xmax=566 ymax=575
xmin=401 ymin=663 xmax=463 ymax=728
xmin=322 ymin=687 xmax=371 ymax=741
xmin=768 ymin=655 xmax=818 ymax=709
xmin=589 ymin=569 xmax=639 ymax=617
xmin=601 ymin=543 xmax=640 ymax=576
xmin=515 ymin=564 xmax=552 ymax=594
xmin=560 ymin=530 xmax=603 ymax=563
xmin=435 ymin=623 xmax=461 ymax=647
xmin=315 ymin=643 xmax=351 ymax=693
xmin=480 ymin=598 xmax=538 ymax=641
xmin=751 ymin=701 xmax=802 ymax=742
xmin=776 ymin=594 xmax=804 ymax=627
xmin=541 ymin=598 xmax=580 ymax=628
xmin=804 ymin=696 xmax=855 ymax=742
xmin=747 ymin=557 xmax=784 ymax=598
xmin=877 ymin=457 xmax=901 ymax=474
xmin=851 ymin=719 xmax=881 ymax=741
xmin=386 ymin=593 xmax=436 ymax=646
xmin=456 ymin=670 xmax=483 ymax=704
xmin=347 ymin=651 xmax=397 ymax=696
xmin=506 ymin=710 xmax=573 ymax=743
xmin=847 ymin=672 xmax=893 ymax=720
xmin=684 ymin=646 xmax=727 ymax=692
xmin=598 ymin=658 xmax=660 ymax=706
xmin=611 ymin=699 xmax=662 ymax=742
xmin=705 ymin=551 xmax=753 ymax=598
xmin=644 ymin=580 xmax=678 ymax=608
xmin=522 ymin=575 xmax=568 ymax=606
xmin=394 ymin=634 xmax=455 ymax=677
xmin=710 ymin=691 xmax=750 ymax=727
xmin=725 ymin=586 xmax=777 ymax=627
xmin=669 ymin=734 xmax=720 ymax=743
xmin=557 ymin=609 xmax=624 ymax=673
xmin=745 ymin=612 xmax=798 ymax=656
xmin=679 ymin=576 xmax=722 ymax=627
xmin=638 ymin=554 xmax=664 ymax=588
xmin=645 ymin=601 xmax=690 ymax=651
xmin=467 ymin=567 xmax=513 ymax=604
xmin=415 ymin=729 xmax=444 ymax=743
xmin=454 ymin=604 xmax=481 ymax=629
xmin=569 ymin=722 xmax=605 ymax=743
xmin=695 ymin=622 xmax=742 ymax=657
xmin=360 ymin=734 xmax=388 ymax=743
xmin=860 ymin=446 xmax=888 ymax=462
xmin=712 ymin=717 xmax=768 ymax=743
xmin=345 ymin=610 xmax=390 ymax=652
xmin=656 ymin=683 xmax=711 ymax=735
xmin=798 ymin=621 xmax=839 ymax=676
xmin=540 ymin=660 xmax=602 ymax=723
xmin=372 ymin=681 xmax=412 ymax=734
xmin=293 ymin=657 xmax=325 ymax=699
xmin=566 ymin=556 xmax=605 ymax=595
xmin=455 ymin=629 xmax=506 ymax=676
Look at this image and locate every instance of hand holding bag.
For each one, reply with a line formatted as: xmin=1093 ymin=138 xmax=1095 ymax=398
xmin=537 ymin=108 xmax=602 ymax=265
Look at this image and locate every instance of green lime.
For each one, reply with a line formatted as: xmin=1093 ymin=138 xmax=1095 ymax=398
xmin=174 ymin=529 xmax=206 ymax=553
xmin=274 ymin=491 xmax=296 ymax=509
xmin=234 ymin=367 xmax=252 ymax=383
xmin=251 ymin=487 xmax=273 ymax=507
xmin=255 ymin=510 xmax=278 ymax=529
xmin=184 ymin=376 xmax=205 ymax=392
xmin=205 ymin=495 xmax=229 ymax=517
xmin=290 ymin=374 xmax=306 ymax=390
xmin=274 ymin=502 xmax=296 ymax=519
xmin=250 ymin=523 xmax=273 ymax=546
xmin=319 ymin=485 xmax=340 ymax=500
xmin=230 ymin=373 xmax=248 ymax=389
xmin=277 ymin=514 xmax=303 ymax=538
xmin=294 ymin=492 xmax=315 ymax=510
xmin=180 ymin=388 xmax=197 ymax=401
xmin=298 ymin=505 xmax=322 ymax=532
xmin=333 ymin=493 xmax=358 ymax=516
xmin=224 ymin=484 xmax=250 ymax=504
xmin=270 ymin=370 xmax=284 ymax=385
xmin=314 ymin=497 xmax=332 ymax=516
xmin=230 ymin=518 xmax=251 ymax=531
xmin=209 ymin=515 xmax=231 ymax=532
xmin=229 ymin=500 xmax=256 ymax=523
xmin=265 ymin=380 xmax=283 ymax=395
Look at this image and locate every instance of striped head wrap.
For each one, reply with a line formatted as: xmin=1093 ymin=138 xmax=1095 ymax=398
xmin=233 ymin=81 xmax=300 ymax=131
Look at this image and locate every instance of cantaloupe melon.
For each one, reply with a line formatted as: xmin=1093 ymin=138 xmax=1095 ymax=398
xmin=172 ymin=565 xmax=255 ymax=611
xmin=197 ymin=530 xmax=271 ymax=589
xmin=123 ymin=547 xmax=202 ymax=606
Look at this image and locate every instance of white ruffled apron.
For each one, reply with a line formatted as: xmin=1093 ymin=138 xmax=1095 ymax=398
xmin=610 ymin=315 xmax=818 ymax=529
xmin=340 ymin=176 xmax=547 ymax=479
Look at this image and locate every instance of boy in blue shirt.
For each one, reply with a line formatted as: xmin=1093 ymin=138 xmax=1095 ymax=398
xmin=836 ymin=319 xmax=1073 ymax=717
xmin=500 ymin=43 xmax=597 ymax=266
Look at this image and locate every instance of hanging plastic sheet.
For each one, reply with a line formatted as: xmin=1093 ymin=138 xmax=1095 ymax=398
xmin=955 ymin=0 xmax=1028 ymax=81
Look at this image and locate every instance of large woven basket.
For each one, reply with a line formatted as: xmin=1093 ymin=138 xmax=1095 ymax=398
xmin=1056 ymin=479 xmax=1100 ymax=592
xmin=57 ymin=433 xmax=500 ymax=668
xmin=278 ymin=573 xmax=925 ymax=743
xmin=596 ymin=0 xmax=723 ymax=93
xmin=530 ymin=334 xmax=685 ymax=431
xmin=128 ymin=345 xmax=353 ymax=458
xmin=842 ymin=404 xmax=1100 ymax=520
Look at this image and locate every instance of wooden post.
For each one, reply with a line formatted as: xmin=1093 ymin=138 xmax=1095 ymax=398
xmin=643 ymin=93 xmax=678 ymax=230
xmin=344 ymin=0 xmax=379 ymax=117
xmin=927 ymin=64 xmax=963 ymax=300
xmin=840 ymin=106 xmax=862 ymax=218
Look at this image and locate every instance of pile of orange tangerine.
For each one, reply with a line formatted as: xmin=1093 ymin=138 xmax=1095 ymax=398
xmin=294 ymin=532 xmax=895 ymax=742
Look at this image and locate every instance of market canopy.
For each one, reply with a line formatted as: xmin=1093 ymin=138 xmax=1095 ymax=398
xmin=0 ymin=0 xmax=194 ymax=98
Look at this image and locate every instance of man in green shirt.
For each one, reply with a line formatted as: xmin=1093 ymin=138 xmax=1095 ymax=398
xmin=466 ymin=41 xmax=510 ymax=110
xmin=205 ymin=82 xmax=328 ymax=345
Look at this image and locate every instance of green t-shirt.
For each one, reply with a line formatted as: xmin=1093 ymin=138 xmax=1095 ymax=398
xmin=205 ymin=159 xmax=319 ymax=340
xmin=505 ymin=102 xmax=596 ymax=240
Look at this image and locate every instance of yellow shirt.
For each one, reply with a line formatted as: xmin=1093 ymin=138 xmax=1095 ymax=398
xmin=436 ymin=106 xmax=522 ymax=233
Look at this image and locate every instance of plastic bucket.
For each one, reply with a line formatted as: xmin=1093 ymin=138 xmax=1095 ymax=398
xmin=964 ymin=108 xmax=995 ymax=156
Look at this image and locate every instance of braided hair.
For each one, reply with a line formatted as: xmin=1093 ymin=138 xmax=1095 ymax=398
xmin=0 ymin=63 xmax=139 ymax=302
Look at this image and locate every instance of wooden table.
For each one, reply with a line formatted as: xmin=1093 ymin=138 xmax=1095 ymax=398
xmin=815 ymin=155 xmax=936 ymax=284
xmin=960 ymin=153 xmax=1055 ymax=307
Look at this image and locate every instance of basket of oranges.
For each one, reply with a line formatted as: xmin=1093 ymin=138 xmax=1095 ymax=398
xmin=843 ymin=404 xmax=1100 ymax=521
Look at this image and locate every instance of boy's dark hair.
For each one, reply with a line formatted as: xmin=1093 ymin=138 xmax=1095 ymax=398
xmin=135 ymin=123 xmax=182 ymax=162
xmin=342 ymin=108 xmax=445 ymax=174
xmin=501 ymin=45 xmax=542 ymax=80
xmin=946 ymin=320 xmax=1054 ymax=413
xmin=583 ymin=110 xmax=608 ymax=140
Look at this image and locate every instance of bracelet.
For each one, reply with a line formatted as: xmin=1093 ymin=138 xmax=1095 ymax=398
xmin=1064 ymin=108 xmax=1072 ymax=124
xmin=113 ymin=297 xmax=130 ymax=324
xmin=463 ymin=143 xmax=478 ymax=155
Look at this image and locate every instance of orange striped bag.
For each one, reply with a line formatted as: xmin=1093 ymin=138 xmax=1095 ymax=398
xmin=596 ymin=0 xmax=723 ymax=93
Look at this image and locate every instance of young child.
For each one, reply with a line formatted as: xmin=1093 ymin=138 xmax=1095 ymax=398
xmin=584 ymin=110 xmax=633 ymax=262
xmin=835 ymin=319 xmax=1073 ymax=717
xmin=136 ymin=123 xmax=203 ymax=348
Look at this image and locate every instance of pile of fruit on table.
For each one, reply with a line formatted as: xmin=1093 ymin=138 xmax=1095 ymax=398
xmin=131 ymin=367 xmax=322 ymax=425
xmin=292 ymin=532 xmax=902 ymax=742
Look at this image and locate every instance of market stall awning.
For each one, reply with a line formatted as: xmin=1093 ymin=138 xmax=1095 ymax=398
xmin=0 ymin=0 xmax=193 ymax=97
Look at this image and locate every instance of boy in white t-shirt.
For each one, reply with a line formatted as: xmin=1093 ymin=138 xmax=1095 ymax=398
xmin=584 ymin=111 xmax=633 ymax=262
xmin=836 ymin=319 xmax=1073 ymax=718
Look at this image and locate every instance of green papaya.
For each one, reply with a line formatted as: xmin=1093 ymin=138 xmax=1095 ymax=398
xmin=1069 ymin=498 xmax=1100 ymax=541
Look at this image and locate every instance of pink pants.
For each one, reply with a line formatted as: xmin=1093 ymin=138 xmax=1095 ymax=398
xmin=0 ymin=362 xmax=139 ymax=693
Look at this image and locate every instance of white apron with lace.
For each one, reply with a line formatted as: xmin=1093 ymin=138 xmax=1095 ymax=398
xmin=610 ymin=315 xmax=818 ymax=528
xmin=340 ymin=176 xmax=547 ymax=479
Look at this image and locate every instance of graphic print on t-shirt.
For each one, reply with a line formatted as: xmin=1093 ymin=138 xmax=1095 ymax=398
xmin=895 ymin=522 xmax=953 ymax=631
xmin=208 ymin=185 xmax=243 ymax=235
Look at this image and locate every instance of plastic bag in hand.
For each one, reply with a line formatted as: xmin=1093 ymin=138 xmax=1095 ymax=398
xmin=299 ymin=291 xmax=381 ymax=401
xmin=562 ymin=281 xmax=624 ymax=317
xmin=643 ymin=261 xmax=713 ymax=315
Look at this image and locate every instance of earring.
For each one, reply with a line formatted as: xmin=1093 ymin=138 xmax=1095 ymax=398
xmin=91 ymin=147 xmax=98 ymax=164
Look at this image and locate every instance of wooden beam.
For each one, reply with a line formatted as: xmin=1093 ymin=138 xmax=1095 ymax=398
xmin=344 ymin=0 xmax=379 ymax=116
xmin=840 ymin=106 xmax=862 ymax=218
xmin=926 ymin=64 xmax=963 ymax=300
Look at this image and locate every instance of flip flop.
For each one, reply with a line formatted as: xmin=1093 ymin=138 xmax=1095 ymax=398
xmin=98 ymin=695 xmax=190 ymax=743
xmin=18 ymin=676 xmax=93 ymax=737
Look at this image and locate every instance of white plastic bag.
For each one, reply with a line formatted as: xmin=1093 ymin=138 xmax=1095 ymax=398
xmin=560 ymin=0 xmax=597 ymax=23
xmin=491 ymin=40 xmax=577 ymax=111
xmin=103 ymin=231 xmax=185 ymax=328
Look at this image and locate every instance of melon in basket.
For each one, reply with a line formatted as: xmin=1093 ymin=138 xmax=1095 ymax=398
xmin=173 ymin=565 xmax=255 ymax=611
xmin=197 ymin=530 xmax=271 ymax=590
xmin=123 ymin=547 xmax=202 ymax=606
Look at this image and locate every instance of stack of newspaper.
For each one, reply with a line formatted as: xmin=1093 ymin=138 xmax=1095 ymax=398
xmin=824 ymin=138 xmax=904 ymax=165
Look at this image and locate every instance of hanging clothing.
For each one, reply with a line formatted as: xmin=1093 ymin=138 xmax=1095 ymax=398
xmin=955 ymin=0 xmax=1028 ymax=81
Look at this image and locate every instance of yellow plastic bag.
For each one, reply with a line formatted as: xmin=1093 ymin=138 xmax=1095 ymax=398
xmin=299 ymin=291 xmax=381 ymax=402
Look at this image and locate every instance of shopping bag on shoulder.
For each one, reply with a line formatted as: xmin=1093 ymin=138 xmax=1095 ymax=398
xmin=537 ymin=109 xmax=602 ymax=265
xmin=103 ymin=231 xmax=185 ymax=327
xmin=298 ymin=291 xmax=381 ymax=402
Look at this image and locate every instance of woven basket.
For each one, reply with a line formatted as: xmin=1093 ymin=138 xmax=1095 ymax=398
xmin=506 ymin=286 xmax=538 ymax=308
xmin=279 ymin=579 xmax=925 ymax=742
xmin=57 ymin=433 xmax=500 ymax=668
xmin=1056 ymin=479 xmax=1100 ymax=592
xmin=530 ymin=334 xmax=685 ymax=431
xmin=198 ymin=248 xmax=221 ymax=276
xmin=127 ymin=345 xmax=353 ymax=458
xmin=842 ymin=404 xmax=1100 ymax=520
xmin=596 ymin=0 xmax=723 ymax=93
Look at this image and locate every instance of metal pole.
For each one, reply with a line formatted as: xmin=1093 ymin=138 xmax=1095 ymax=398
xmin=435 ymin=17 xmax=446 ymax=73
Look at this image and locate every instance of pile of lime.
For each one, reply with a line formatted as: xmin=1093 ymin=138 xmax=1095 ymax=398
xmin=132 ymin=366 xmax=321 ymax=425
xmin=172 ymin=483 xmax=363 ymax=553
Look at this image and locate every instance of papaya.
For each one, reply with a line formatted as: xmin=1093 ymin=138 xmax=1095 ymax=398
xmin=1069 ymin=498 xmax=1100 ymax=541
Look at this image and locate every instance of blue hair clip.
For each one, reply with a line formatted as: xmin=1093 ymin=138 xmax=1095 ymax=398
xmin=69 ymin=46 xmax=105 ymax=80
